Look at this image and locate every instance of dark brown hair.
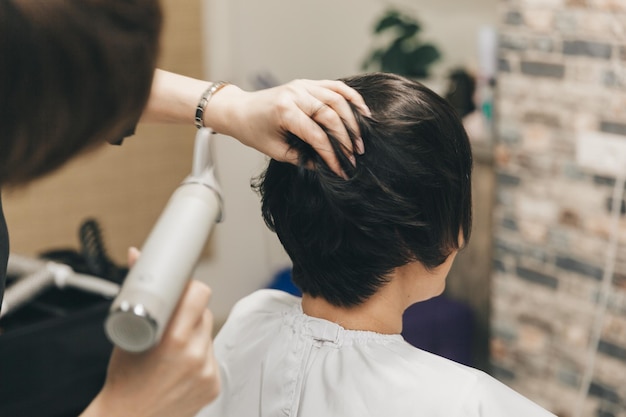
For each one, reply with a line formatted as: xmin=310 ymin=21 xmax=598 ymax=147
xmin=0 ymin=0 xmax=162 ymax=186
xmin=254 ymin=73 xmax=473 ymax=307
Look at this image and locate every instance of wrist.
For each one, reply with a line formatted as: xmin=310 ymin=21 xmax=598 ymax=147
xmin=202 ymin=84 xmax=245 ymax=136
xmin=195 ymin=81 xmax=230 ymax=129
xmin=79 ymin=392 xmax=109 ymax=417
xmin=143 ymin=70 xmax=211 ymax=125
xmin=80 ymin=388 xmax=143 ymax=417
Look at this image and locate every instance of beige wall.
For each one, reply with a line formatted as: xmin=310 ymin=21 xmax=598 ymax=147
xmin=202 ymin=0 xmax=499 ymax=322
xmin=2 ymin=0 xmax=205 ymax=264
xmin=205 ymin=0 xmax=498 ymax=88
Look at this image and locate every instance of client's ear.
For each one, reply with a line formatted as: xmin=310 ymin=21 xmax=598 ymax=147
xmin=458 ymin=230 xmax=466 ymax=249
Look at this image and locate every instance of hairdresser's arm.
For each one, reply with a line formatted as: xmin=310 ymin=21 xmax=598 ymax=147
xmin=142 ymin=69 xmax=370 ymax=175
xmin=80 ymin=258 xmax=219 ymax=417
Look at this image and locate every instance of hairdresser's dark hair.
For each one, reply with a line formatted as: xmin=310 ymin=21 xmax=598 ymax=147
xmin=0 ymin=0 xmax=162 ymax=186
xmin=253 ymin=72 xmax=473 ymax=308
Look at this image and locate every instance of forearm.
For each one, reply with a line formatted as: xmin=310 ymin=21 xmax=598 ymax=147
xmin=78 ymin=393 xmax=165 ymax=417
xmin=79 ymin=393 xmax=121 ymax=417
xmin=140 ymin=69 xmax=243 ymax=135
xmin=140 ymin=69 xmax=210 ymax=124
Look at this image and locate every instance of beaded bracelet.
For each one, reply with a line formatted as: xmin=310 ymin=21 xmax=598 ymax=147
xmin=194 ymin=81 xmax=230 ymax=129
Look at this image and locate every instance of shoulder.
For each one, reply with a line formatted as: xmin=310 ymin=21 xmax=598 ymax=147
xmin=229 ymin=288 xmax=300 ymax=319
xmin=359 ymin=344 xmax=555 ymax=416
xmin=214 ymin=289 xmax=300 ymax=348
xmin=456 ymin=371 xmax=557 ymax=417
xmin=378 ymin=343 xmax=484 ymax=395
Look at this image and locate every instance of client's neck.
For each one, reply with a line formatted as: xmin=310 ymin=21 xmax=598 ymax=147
xmin=301 ymin=261 xmax=448 ymax=335
xmin=301 ymin=290 xmax=405 ymax=335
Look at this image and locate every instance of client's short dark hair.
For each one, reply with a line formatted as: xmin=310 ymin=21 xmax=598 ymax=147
xmin=253 ymin=73 xmax=473 ymax=308
xmin=0 ymin=0 xmax=162 ymax=186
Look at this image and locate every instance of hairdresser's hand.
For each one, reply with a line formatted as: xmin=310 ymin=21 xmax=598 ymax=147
xmin=81 ymin=249 xmax=219 ymax=417
xmin=143 ymin=71 xmax=370 ymax=176
xmin=206 ymin=80 xmax=371 ymax=176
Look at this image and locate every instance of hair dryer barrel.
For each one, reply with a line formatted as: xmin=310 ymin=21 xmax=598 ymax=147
xmin=105 ymin=182 xmax=220 ymax=352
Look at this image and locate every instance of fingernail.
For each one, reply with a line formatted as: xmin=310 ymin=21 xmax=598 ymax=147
xmin=128 ymin=246 xmax=140 ymax=256
xmin=356 ymin=137 xmax=365 ymax=155
xmin=363 ymin=106 xmax=372 ymax=117
xmin=340 ymin=169 xmax=349 ymax=180
xmin=349 ymin=154 xmax=356 ymax=167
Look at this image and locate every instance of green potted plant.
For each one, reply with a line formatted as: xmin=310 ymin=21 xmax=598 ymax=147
xmin=362 ymin=8 xmax=441 ymax=79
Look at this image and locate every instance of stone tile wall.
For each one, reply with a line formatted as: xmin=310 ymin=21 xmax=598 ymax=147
xmin=493 ymin=1 xmax=626 ymax=416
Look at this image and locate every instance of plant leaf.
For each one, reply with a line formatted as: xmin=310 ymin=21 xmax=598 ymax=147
xmin=362 ymin=49 xmax=385 ymax=70
xmin=374 ymin=10 xmax=402 ymax=33
xmin=398 ymin=22 xmax=420 ymax=38
xmin=406 ymin=44 xmax=442 ymax=78
xmin=380 ymin=44 xmax=410 ymax=75
xmin=410 ymin=44 xmax=441 ymax=64
xmin=366 ymin=8 xmax=440 ymax=78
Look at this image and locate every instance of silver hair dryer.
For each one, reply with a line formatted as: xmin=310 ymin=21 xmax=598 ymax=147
xmin=104 ymin=128 xmax=223 ymax=352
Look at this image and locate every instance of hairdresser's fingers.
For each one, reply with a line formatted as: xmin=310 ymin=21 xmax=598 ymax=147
xmin=305 ymin=87 xmax=355 ymax=151
xmin=127 ymin=246 xmax=141 ymax=268
xmin=314 ymin=79 xmax=371 ymax=119
xmin=198 ymin=308 xmax=221 ymax=402
xmin=164 ymin=280 xmax=212 ymax=343
xmin=182 ymin=308 xmax=216 ymax=374
xmin=197 ymin=308 xmax=215 ymax=358
xmin=304 ymin=83 xmax=366 ymax=154
xmin=200 ymin=307 xmax=214 ymax=345
xmin=285 ymin=110 xmax=347 ymax=178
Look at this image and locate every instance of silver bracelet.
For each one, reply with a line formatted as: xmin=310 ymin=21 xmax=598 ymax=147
xmin=194 ymin=81 xmax=230 ymax=129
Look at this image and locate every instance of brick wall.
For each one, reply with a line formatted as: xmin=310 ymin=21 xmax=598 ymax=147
xmin=493 ymin=1 xmax=626 ymax=417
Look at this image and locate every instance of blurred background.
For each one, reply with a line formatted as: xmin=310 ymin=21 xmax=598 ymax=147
xmin=2 ymin=1 xmax=626 ymax=416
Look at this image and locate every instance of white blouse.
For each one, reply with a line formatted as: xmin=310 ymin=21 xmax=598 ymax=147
xmin=196 ymin=289 xmax=555 ymax=417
